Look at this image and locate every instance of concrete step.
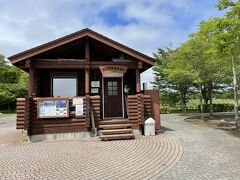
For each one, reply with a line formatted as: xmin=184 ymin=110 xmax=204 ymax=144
xmin=100 ymin=133 xmax=135 ymax=141
xmin=99 ymin=124 xmax=132 ymax=130
xmin=100 ymin=119 xmax=129 ymax=125
xmin=99 ymin=128 xmax=133 ymax=135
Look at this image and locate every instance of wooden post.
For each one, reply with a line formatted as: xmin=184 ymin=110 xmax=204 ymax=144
xmin=136 ymin=68 xmax=141 ymax=93
xmin=85 ymin=69 xmax=90 ymax=128
xmin=136 ymin=61 xmax=142 ymax=126
xmin=136 ymin=61 xmax=142 ymax=93
xmin=85 ymin=37 xmax=90 ymax=127
xmin=26 ymin=59 xmax=37 ymax=97
xmin=25 ymin=96 xmax=33 ymax=135
xmin=85 ymin=68 xmax=90 ymax=94
xmin=85 ymin=37 xmax=90 ymax=62
xmin=137 ymin=93 xmax=144 ymax=125
xmin=85 ymin=37 xmax=90 ymax=94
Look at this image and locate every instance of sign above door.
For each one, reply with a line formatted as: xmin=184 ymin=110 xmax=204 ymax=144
xmin=99 ymin=65 xmax=127 ymax=77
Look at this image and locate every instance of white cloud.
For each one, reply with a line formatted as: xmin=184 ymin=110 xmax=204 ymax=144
xmin=0 ymin=0 xmax=221 ymax=83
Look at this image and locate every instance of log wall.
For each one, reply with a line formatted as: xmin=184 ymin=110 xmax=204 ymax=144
xmin=16 ymin=94 xmax=156 ymax=134
xmin=16 ymin=98 xmax=26 ymax=129
xmin=127 ymin=94 xmax=152 ymax=129
xmin=144 ymin=90 xmax=161 ymax=130
xmin=16 ymin=96 xmax=101 ymax=135
xmin=90 ymin=96 xmax=101 ymax=128
xmin=127 ymin=95 xmax=139 ymax=128
xmin=30 ymin=98 xmax=87 ymax=135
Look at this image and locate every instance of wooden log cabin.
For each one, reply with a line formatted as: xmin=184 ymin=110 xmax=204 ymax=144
xmin=8 ymin=28 xmax=161 ymax=141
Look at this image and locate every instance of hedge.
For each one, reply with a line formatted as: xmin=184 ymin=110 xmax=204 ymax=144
xmin=198 ymin=104 xmax=235 ymax=113
xmin=160 ymin=104 xmax=236 ymax=114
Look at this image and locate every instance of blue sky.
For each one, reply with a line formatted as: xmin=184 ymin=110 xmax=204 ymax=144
xmin=0 ymin=0 xmax=223 ymax=83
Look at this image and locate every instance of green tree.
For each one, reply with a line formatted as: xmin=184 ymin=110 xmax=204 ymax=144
xmin=0 ymin=54 xmax=28 ymax=111
xmin=152 ymin=48 xmax=174 ymax=92
xmin=199 ymin=0 xmax=240 ymax=127
xmin=163 ymin=52 xmax=193 ymax=112
xmin=190 ymin=33 xmax=227 ymax=117
xmin=153 ymin=48 xmax=193 ymax=112
xmin=164 ymin=32 xmax=227 ymax=118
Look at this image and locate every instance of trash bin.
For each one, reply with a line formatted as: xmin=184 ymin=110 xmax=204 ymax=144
xmin=144 ymin=118 xmax=155 ymax=136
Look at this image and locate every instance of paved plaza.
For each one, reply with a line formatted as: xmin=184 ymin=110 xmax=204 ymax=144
xmin=161 ymin=114 xmax=240 ymax=180
xmin=0 ymin=114 xmax=240 ymax=179
xmin=0 ymin=116 xmax=182 ymax=180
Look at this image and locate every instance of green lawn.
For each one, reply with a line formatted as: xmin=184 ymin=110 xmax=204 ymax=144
xmin=187 ymin=98 xmax=236 ymax=107
xmin=0 ymin=110 xmax=16 ymax=118
xmin=161 ymin=98 xmax=237 ymax=114
xmin=0 ymin=114 xmax=16 ymax=118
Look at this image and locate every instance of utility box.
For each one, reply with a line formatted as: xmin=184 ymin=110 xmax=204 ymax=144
xmin=144 ymin=118 xmax=155 ymax=136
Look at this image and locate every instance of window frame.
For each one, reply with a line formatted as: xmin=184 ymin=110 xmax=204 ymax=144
xmin=51 ymin=74 xmax=78 ymax=98
xmin=107 ymin=80 xmax=118 ymax=96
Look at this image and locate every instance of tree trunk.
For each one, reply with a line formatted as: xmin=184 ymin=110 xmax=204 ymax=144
xmin=180 ymin=92 xmax=187 ymax=113
xmin=232 ymin=56 xmax=240 ymax=129
xmin=182 ymin=96 xmax=187 ymax=113
xmin=203 ymin=98 xmax=208 ymax=105
xmin=201 ymin=85 xmax=209 ymax=105
xmin=7 ymin=103 xmax=10 ymax=112
xmin=199 ymin=84 xmax=204 ymax=119
xmin=209 ymin=90 xmax=213 ymax=117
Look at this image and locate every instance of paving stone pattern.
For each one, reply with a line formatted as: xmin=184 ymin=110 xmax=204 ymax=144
xmin=0 ymin=135 xmax=182 ymax=180
xmin=161 ymin=114 xmax=240 ymax=180
xmin=0 ymin=116 xmax=183 ymax=180
xmin=0 ymin=116 xmax=27 ymax=148
xmin=2 ymin=114 xmax=239 ymax=179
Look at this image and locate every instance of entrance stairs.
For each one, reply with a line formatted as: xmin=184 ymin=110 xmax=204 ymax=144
xmin=99 ymin=119 xmax=135 ymax=141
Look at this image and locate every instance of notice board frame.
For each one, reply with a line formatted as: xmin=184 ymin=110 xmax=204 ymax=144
xmin=37 ymin=98 xmax=70 ymax=118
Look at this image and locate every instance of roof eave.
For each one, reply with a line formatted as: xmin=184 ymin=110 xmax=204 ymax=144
xmin=8 ymin=28 xmax=155 ymax=66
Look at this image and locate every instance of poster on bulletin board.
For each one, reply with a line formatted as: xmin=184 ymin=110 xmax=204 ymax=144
xmin=72 ymin=97 xmax=83 ymax=106
xmin=75 ymin=104 xmax=83 ymax=116
xmin=37 ymin=98 xmax=69 ymax=118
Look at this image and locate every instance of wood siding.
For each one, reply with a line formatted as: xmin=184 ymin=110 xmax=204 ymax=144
xmin=16 ymin=96 xmax=101 ymax=135
xmin=90 ymin=96 xmax=101 ymax=128
xmin=16 ymin=98 xmax=26 ymax=129
xmin=143 ymin=90 xmax=161 ymax=130
xmin=16 ymin=94 xmax=157 ymax=134
xmin=127 ymin=94 xmax=151 ymax=129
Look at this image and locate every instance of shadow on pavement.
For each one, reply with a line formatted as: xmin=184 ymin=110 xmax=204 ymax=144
xmin=161 ymin=126 xmax=174 ymax=131
xmin=223 ymin=130 xmax=240 ymax=139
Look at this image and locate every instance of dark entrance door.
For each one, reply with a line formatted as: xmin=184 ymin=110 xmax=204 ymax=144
xmin=104 ymin=77 xmax=123 ymax=118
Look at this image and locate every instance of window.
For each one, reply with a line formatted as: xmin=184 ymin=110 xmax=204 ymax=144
xmin=108 ymin=81 xmax=118 ymax=96
xmin=52 ymin=77 xmax=77 ymax=97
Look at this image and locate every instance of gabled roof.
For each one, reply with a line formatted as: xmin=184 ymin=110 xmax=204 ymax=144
xmin=8 ymin=28 xmax=155 ymax=65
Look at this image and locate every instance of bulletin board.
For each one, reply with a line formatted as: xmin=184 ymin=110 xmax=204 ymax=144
xmin=37 ymin=98 xmax=69 ymax=118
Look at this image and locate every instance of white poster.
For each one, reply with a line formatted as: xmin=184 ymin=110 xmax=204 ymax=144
xmin=91 ymin=81 xmax=100 ymax=87
xmin=75 ymin=104 xmax=83 ymax=116
xmin=73 ymin=97 xmax=83 ymax=106
xmin=91 ymin=88 xmax=99 ymax=94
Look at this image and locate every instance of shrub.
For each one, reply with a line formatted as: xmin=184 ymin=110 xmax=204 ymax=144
xmin=160 ymin=105 xmax=171 ymax=114
xmin=198 ymin=104 xmax=234 ymax=113
xmin=160 ymin=92 xmax=180 ymax=106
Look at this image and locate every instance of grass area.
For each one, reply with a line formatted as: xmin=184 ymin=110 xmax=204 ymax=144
xmin=0 ymin=110 xmax=16 ymax=118
xmin=0 ymin=113 xmax=16 ymax=118
xmin=161 ymin=98 xmax=237 ymax=114
xmin=187 ymin=98 xmax=236 ymax=107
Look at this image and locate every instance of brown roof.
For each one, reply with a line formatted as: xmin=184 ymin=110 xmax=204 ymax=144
xmin=8 ymin=28 xmax=155 ymax=65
